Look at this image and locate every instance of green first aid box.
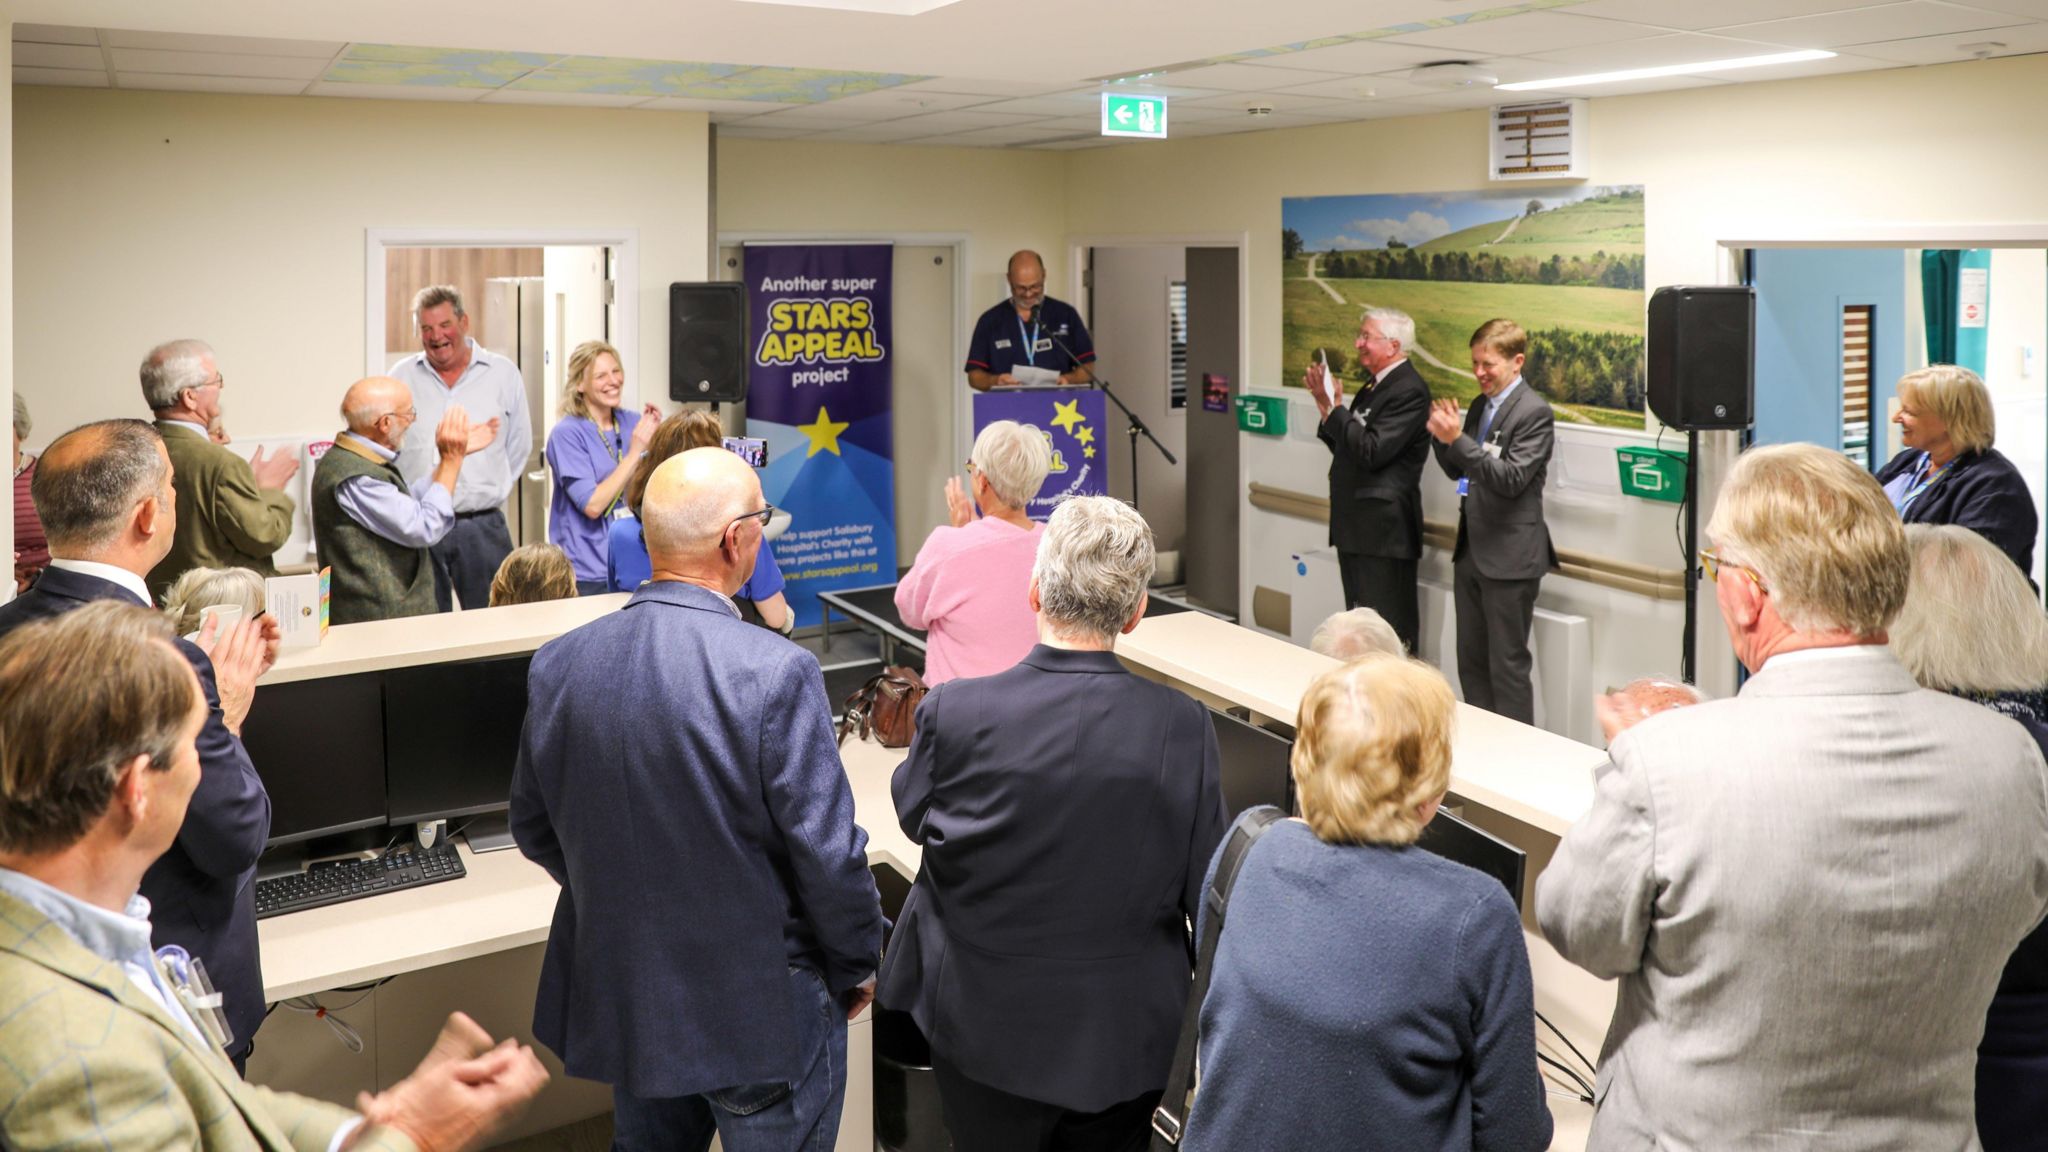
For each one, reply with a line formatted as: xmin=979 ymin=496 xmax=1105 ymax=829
xmin=1235 ymin=394 xmax=1289 ymax=436
xmin=1617 ymin=447 xmax=1686 ymax=503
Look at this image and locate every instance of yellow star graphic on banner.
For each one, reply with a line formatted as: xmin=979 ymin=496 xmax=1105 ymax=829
xmin=1050 ymin=399 xmax=1086 ymax=435
xmin=1084 ymin=446 xmax=1096 ymax=459
xmin=799 ymin=406 xmax=851 ymax=457
xmin=1075 ymin=426 xmax=1095 ymax=445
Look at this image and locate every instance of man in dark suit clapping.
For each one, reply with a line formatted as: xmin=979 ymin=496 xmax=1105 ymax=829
xmin=1309 ymin=307 xmax=1432 ymax=653
xmin=1429 ymin=318 xmax=1556 ymax=724
xmin=510 ymin=446 xmax=883 ymax=1152
xmin=878 ymin=495 xmax=1230 ymax=1152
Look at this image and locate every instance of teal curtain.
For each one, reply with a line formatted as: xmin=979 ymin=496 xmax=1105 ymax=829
xmin=1921 ymin=249 xmax=1961 ymax=364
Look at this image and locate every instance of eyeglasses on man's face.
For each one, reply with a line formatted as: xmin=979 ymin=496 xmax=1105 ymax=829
xmin=1697 ymin=546 xmax=1766 ymax=591
xmin=728 ymin=504 xmax=775 ymax=534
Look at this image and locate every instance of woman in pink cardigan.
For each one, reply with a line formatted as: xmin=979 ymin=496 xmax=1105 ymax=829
xmin=895 ymin=420 xmax=1053 ymax=684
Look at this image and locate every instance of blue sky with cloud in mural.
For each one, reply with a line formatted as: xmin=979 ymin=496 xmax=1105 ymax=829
xmin=1286 ymin=185 xmax=1622 ymax=252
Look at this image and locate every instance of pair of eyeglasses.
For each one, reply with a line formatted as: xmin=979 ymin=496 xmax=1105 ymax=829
xmin=728 ymin=504 xmax=775 ymax=533
xmin=380 ymin=407 xmax=418 ymax=423
xmin=963 ymin=458 xmax=980 ymax=475
xmin=203 ymin=374 xmax=226 ymax=390
xmin=1697 ymin=547 xmax=1766 ymax=590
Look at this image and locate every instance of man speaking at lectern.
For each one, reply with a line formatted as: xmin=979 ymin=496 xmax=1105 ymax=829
xmin=966 ymin=250 xmax=1095 ymax=391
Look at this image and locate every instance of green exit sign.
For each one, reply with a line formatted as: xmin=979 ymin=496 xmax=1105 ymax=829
xmin=1101 ymin=93 xmax=1168 ymax=139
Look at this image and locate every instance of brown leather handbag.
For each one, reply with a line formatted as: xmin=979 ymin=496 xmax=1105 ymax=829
xmin=837 ymin=665 xmax=929 ymax=749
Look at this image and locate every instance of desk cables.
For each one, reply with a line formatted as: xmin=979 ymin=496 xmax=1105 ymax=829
xmin=1535 ymin=1009 xmax=1597 ymax=1105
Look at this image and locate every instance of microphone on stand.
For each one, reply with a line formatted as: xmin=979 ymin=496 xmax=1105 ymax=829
xmin=1028 ymin=302 xmax=1042 ymax=325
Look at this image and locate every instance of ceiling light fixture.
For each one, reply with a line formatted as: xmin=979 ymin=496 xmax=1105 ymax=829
xmin=1495 ymin=48 xmax=1835 ymax=91
xmin=1409 ymin=61 xmax=1499 ymax=89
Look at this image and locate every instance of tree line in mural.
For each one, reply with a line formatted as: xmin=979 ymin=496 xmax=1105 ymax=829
xmin=1284 ymin=234 xmax=1647 ymax=291
xmin=1522 ymin=327 xmax=1645 ymax=412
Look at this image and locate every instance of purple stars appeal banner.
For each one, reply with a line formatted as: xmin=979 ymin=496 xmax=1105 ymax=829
xmin=743 ymin=243 xmax=897 ymax=628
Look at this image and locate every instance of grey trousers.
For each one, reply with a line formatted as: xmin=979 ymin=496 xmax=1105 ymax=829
xmin=1453 ymin=556 xmax=1542 ymax=724
xmin=430 ymin=510 xmax=514 ymax=611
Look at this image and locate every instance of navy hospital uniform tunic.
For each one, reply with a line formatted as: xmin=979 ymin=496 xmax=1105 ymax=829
xmin=966 ymin=297 xmax=1095 ymax=380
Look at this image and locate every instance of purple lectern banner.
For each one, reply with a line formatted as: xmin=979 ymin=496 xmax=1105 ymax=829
xmin=971 ymin=387 xmax=1109 ymax=521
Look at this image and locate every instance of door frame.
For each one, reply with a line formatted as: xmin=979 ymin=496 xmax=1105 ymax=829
xmin=366 ymin=227 xmax=642 ymax=401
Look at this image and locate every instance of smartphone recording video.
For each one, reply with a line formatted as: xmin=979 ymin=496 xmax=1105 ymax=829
xmin=723 ymin=436 xmax=769 ymax=468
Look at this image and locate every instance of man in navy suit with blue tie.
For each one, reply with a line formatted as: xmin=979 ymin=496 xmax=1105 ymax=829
xmin=511 ymin=446 xmax=883 ymax=1152
xmin=0 ymin=418 xmax=276 ymax=1071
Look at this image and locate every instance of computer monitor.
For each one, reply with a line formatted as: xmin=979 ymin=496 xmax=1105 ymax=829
xmin=383 ymin=654 xmax=531 ymax=826
xmin=1209 ymin=708 xmax=1294 ymax=818
xmin=240 ymin=673 xmax=388 ymax=847
xmin=1416 ymin=808 xmax=1527 ymax=911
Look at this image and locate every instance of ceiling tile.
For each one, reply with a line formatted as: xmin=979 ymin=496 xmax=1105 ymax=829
xmin=1385 ymin=10 xmax=1670 ymax=55
xmin=866 ymin=108 xmax=1044 ymax=131
xmin=1157 ymin=61 xmax=1351 ymax=91
xmin=14 ymin=25 xmax=100 ymax=47
xmin=305 ymin=81 xmax=490 ymax=101
xmin=478 ymin=89 xmax=655 ymax=107
xmin=1523 ymin=73 xmax=1729 ymax=97
xmin=1523 ymin=31 xmax=1790 ymax=68
xmin=965 ymin=90 xmax=1107 ymax=117
xmin=1847 ymin=21 xmax=2048 ymax=61
xmin=507 ymin=57 xmax=748 ymax=96
xmin=808 ymin=87 xmax=1002 ymax=114
xmin=803 ymin=120 xmax=959 ymax=142
xmin=101 ymin=30 xmax=344 ymax=58
xmin=713 ymin=124 xmax=822 ymax=139
xmin=1565 ymin=0 xmax=1885 ymax=30
xmin=1023 ymin=137 xmax=1117 ymax=150
xmin=1305 ymin=98 xmax=1486 ymax=120
xmin=110 ymin=48 xmax=330 ymax=80
xmin=740 ymin=108 xmax=892 ymax=129
xmin=1179 ymin=89 xmax=1379 ymax=116
xmin=15 ymin=43 xmax=105 ymax=70
xmin=1271 ymin=71 xmax=1479 ymax=101
xmin=1952 ymin=0 xmax=2048 ymax=18
xmin=14 ymin=66 xmax=109 ymax=87
xmin=117 ymin=73 xmax=311 ymax=95
xmin=1233 ymin=38 xmax=1476 ymax=75
xmin=635 ymin=96 xmax=800 ymax=115
xmin=928 ymin=124 xmax=1083 ymax=146
xmin=1715 ymin=1 xmax=2032 ymax=47
xmin=889 ymin=77 xmax=1076 ymax=98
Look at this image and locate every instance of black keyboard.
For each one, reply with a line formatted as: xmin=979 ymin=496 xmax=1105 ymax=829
xmin=254 ymin=841 xmax=467 ymax=920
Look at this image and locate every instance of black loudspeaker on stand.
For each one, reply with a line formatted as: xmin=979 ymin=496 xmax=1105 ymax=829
xmin=1646 ymin=285 xmax=1756 ymax=685
xmin=670 ymin=282 xmax=749 ymax=404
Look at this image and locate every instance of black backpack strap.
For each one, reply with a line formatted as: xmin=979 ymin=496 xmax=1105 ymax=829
xmin=1151 ymin=805 xmax=1286 ymax=1148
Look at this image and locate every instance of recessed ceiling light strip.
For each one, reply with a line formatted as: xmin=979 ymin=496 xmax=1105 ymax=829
xmin=1495 ymin=49 xmax=1835 ymax=91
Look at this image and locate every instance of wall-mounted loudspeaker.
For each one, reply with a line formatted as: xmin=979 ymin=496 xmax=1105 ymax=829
xmin=669 ymin=282 xmax=749 ymax=404
xmin=1647 ymin=285 xmax=1755 ymax=430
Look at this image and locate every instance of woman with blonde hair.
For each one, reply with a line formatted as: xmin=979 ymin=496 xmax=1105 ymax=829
xmin=1893 ymin=523 xmax=2048 ymax=1151
xmin=1180 ymin=654 xmax=1551 ymax=1152
xmin=604 ymin=411 xmax=793 ymax=634
xmin=1875 ymin=364 xmax=2037 ymax=576
xmin=544 ymin=339 xmax=663 ymax=595
xmin=160 ymin=565 xmax=267 ymax=640
xmin=489 ymin=542 xmax=577 ymax=607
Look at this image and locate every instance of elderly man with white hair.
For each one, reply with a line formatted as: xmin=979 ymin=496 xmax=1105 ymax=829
xmin=512 ymin=447 xmax=883 ymax=1152
xmin=1536 ymin=442 xmax=2048 ymax=1151
xmin=140 ymin=339 xmax=300 ymax=600
xmin=880 ymin=495 xmax=1228 ymax=1152
xmin=896 ymin=419 xmax=1054 ymax=684
xmin=1308 ymin=606 xmax=1404 ymax=661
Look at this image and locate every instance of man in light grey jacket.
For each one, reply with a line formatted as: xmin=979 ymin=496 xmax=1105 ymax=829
xmin=1537 ymin=442 xmax=2048 ymax=1150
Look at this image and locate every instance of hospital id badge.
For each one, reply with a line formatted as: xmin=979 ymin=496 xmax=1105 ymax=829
xmin=1483 ymin=441 xmax=1503 ymax=459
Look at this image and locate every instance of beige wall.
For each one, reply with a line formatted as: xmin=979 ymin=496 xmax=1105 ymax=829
xmin=13 ymin=88 xmax=710 ymax=449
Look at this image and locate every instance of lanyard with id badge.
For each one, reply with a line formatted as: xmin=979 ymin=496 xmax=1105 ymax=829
xmin=1456 ymin=403 xmax=1504 ymax=497
xmin=155 ymin=944 xmax=234 ymax=1051
xmin=598 ymin=421 xmax=632 ymax=520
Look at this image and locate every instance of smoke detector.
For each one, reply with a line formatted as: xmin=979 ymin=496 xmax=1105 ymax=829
xmin=1959 ymin=41 xmax=2005 ymax=60
xmin=1244 ymin=104 xmax=1274 ymax=117
xmin=1409 ymin=61 xmax=1500 ymax=89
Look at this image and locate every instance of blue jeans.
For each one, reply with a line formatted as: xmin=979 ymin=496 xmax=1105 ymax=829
xmin=611 ymin=966 xmax=846 ymax=1152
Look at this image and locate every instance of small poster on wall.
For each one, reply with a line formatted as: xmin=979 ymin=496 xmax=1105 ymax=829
xmin=1282 ymin=186 xmax=1647 ymax=429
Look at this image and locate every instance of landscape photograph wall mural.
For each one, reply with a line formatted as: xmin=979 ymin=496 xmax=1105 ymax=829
xmin=1283 ymin=186 xmax=1647 ymax=429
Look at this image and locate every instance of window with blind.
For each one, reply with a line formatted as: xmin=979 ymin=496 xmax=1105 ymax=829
xmin=1841 ymin=305 xmax=1874 ymax=468
xmin=1168 ymin=280 xmax=1189 ymax=410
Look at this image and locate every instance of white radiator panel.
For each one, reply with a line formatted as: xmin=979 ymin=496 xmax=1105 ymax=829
xmin=1418 ymin=579 xmax=1595 ymax=745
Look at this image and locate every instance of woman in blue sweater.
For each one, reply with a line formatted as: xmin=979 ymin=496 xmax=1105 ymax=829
xmin=1183 ymin=654 xmax=1553 ymax=1152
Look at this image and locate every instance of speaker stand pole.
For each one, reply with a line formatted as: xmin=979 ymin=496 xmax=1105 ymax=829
xmin=1681 ymin=428 xmax=1700 ymax=685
